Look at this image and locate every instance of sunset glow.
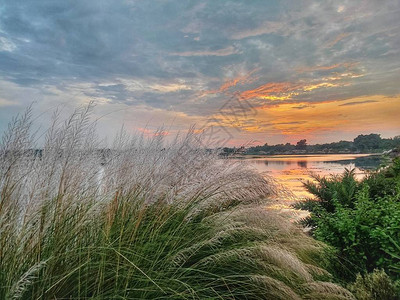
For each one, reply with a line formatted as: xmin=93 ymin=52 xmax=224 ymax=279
xmin=0 ymin=1 xmax=399 ymax=145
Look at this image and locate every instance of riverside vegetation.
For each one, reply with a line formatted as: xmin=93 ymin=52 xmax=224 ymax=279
xmin=0 ymin=103 xmax=397 ymax=299
xmin=229 ymin=134 xmax=400 ymax=155
xmin=295 ymin=157 xmax=400 ymax=299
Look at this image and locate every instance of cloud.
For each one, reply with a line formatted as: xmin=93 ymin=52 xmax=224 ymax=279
xmin=0 ymin=97 xmax=18 ymax=107
xmin=296 ymin=62 xmax=358 ymax=74
xmin=292 ymin=104 xmax=313 ymax=110
xmin=324 ymin=33 xmax=351 ymax=48
xmin=231 ymin=21 xmax=288 ymax=40
xmin=170 ymin=46 xmax=239 ymax=57
xmin=0 ymin=37 xmax=16 ymax=52
xmin=238 ymin=80 xmax=342 ymax=102
xmin=150 ymin=83 xmax=190 ymax=92
xmin=239 ymin=82 xmax=300 ymax=100
xmin=0 ymin=0 xmax=399 ymax=144
xmin=201 ymin=68 xmax=259 ymax=95
xmin=338 ymin=100 xmax=378 ymax=106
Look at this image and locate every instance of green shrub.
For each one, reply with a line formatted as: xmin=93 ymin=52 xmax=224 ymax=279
xmin=294 ymin=159 xmax=400 ymax=281
xmin=348 ymin=269 xmax=400 ymax=300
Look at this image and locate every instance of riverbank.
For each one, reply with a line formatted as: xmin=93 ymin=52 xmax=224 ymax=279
xmin=228 ymin=152 xmax=382 ymax=159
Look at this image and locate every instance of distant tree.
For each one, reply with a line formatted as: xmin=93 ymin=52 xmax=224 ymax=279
xmin=353 ymin=134 xmax=382 ymax=151
xmin=295 ymin=139 xmax=307 ymax=150
xmin=221 ymin=147 xmax=235 ymax=155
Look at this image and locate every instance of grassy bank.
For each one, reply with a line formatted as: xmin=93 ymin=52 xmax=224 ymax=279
xmin=0 ymin=104 xmax=355 ymax=299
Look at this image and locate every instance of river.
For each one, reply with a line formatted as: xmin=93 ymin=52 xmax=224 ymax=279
xmin=236 ymin=154 xmax=382 ymax=200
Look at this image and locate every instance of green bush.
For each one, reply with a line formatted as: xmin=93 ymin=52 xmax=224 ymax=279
xmin=348 ymin=269 xmax=400 ymax=300
xmin=294 ymin=159 xmax=400 ymax=281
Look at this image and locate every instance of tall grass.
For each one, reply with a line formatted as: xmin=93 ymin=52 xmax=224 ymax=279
xmin=0 ymin=104 xmax=354 ymax=299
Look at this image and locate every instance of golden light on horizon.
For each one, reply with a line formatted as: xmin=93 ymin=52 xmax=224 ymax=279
xmin=255 ymin=95 xmax=400 ymax=139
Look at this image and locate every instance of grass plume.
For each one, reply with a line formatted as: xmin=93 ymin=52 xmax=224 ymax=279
xmin=0 ymin=104 xmax=354 ymax=299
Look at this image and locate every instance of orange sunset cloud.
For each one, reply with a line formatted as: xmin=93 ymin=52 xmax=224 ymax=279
xmin=206 ymin=94 xmax=399 ymax=145
xmin=253 ymin=95 xmax=400 ymax=141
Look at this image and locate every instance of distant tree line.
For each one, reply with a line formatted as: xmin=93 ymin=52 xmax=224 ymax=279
xmin=226 ymin=134 xmax=400 ymax=155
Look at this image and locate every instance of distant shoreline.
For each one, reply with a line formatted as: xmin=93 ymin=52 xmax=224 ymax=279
xmin=226 ymin=153 xmax=382 ymax=159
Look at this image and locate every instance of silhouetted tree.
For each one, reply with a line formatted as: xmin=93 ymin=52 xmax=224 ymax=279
xmin=295 ymin=139 xmax=307 ymax=150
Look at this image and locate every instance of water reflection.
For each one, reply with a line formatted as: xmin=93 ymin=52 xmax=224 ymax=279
xmin=297 ymin=161 xmax=307 ymax=168
xmin=237 ymin=154 xmax=381 ymax=199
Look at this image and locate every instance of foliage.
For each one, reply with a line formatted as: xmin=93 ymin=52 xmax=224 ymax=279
xmin=246 ymin=134 xmax=400 ymax=155
xmin=296 ymin=139 xmax=307 ymax=150
xmin=353 ymin=134 xmax=382 ymax=152
xmin=348 ymin=269 xmax=400 ymax=300
xmin=294 ymin=160 xmax=400 ymax=282
xmin=0 ymin=104 xmax=355 ymax=299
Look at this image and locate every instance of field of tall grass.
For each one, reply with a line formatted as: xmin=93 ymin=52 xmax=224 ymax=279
xmin=0 ymin=104 xmax=355 ymax=299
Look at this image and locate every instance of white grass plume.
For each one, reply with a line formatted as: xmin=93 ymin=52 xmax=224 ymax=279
xmin=0 ymin=103 xmax=355 ymax=299
xmin=0 ymin=104 xmax=274 ymax=227
xmin=8 ymin=260 xmax=47 ymax=300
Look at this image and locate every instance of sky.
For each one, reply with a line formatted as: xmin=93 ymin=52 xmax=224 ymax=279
xmin=0 ymin=0 xmax=399 ymax=146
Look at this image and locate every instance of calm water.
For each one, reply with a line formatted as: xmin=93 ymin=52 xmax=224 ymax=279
xmin=237 ymin=154 xmax=382 ymax=199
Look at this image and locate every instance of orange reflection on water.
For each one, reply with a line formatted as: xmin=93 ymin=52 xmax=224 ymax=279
xmin=238 ymin=154 xmax=372 ymax=200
